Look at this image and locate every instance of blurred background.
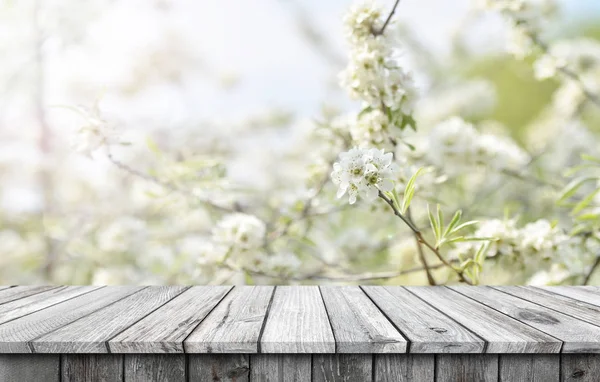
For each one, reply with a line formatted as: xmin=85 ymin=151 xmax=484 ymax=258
xmin=1 ymin=0 xmax=600 ymax=284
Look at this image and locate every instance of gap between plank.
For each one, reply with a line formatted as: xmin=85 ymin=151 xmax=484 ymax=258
xmin=447 ymin=286 xmax=565 ymax=353
xmin=0 ymin=286 xmax=105 ymax=327
xmin=104 ymin=286 xmax=191 ymax=353
xmin=256 ymin=286 xmax=277 ymax=354
xmin=317 ymin=286 xmax=337 ymax=354
xmin=401 ymin=286 xmax=489 ymax=353
xmin=489 ymin=286 xmax=600 ymax=330
xmin=180 ymin=285 xmax=235 ymax=354
xmin=358 ymin=286 xmax=411 ymax=353
xmin=28 ymin=286 xmax=149 ymax=353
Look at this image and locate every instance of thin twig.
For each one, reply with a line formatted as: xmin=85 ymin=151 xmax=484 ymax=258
xmin=373 ymin=0 xmax=401 ymax=36
xmin=378 ymin=191 xmax=473 ymax=284
xmin=407 ymin=208 xmax=436 ymax=285
xmin=583 ymin=255 xmax=600 ymax=285
xmin=529 ymin=34 xmax=600 ymax=109
xmin=106 ymin=150 xmax=238 ymax=213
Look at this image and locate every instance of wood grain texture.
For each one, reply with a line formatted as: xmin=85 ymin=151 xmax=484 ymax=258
xmin=33 ymin=286 xmax=186 ymax=353
xmin=250 ymin=354 xmax=311 ymax=382
xmin=539 ymin=286 xmax=600 ymax=307
xmin=561 ymin=354 xmax=600 ymax=382
xmin=0 ymin=286 xmax=100 ymax=325
xmin=0 ymin=286 xmax=57 ymax=305
xmin=363 ymin=286 xmax=484 ymax=353
xmin=373 ymin=354 xmax=434 ymax=382
xmin=261 ymin=286 xmax=335 ymax=353
xmin=124 ymin=354 xmax=185 ymax=382
xmin=320 ymin=286 xmax=407 ymax=353
xmin=110 ymin=286 xmax=231 ymax=353
xmin=436 ymin=354 xmax=498 ymax=382
xmin=495 ymin=286 xmax=600 ymax=327
xmin=189 ymin=354 xmax=249 ymax=382
xmin=0 ymin=287 xmax=12 ymax=292
xmin=0 ymin=286 xmax=142 ymax=353
xmin=452 ymin=286 xmax=600 ymax=353
xmin=499 ymin=355 xmax=559 ymax=382
xmin=407 ymin=287 xmax=561 ymax=353
xmin=62 ymin=354 xmax=123 ymax=382
xmin=0 ymin=355 xmax=59 ymax=382
xmin=312 ymin=354 xmax=372 ymax=382
xmin=185 ymin=286 xmax=273 ymax=353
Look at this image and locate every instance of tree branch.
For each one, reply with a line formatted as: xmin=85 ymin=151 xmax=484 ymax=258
xmin=378 ymin=190 xmax=473 ymax=285
xmin=373 ymin=0 xmax=401 ymax=36
xmin=407 ymin=208 xmax=436 ymax=285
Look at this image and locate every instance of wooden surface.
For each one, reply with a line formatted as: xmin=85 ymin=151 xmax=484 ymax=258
xmin=2 ymin=354 xmax=598 ymax=381
xmin=0 ymin=286 xmax=599 ymax=354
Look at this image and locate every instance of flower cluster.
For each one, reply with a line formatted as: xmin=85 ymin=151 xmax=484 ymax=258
xmin=212 ymin=213 xmax=266 ymax=253
xmin=331 ymin=147 xmax=397 ymax=204
xmin=534 ymin=38 xmax=600 ymax=80
xmin=339 ymin=1 xmax=417 ymax=131
xmin=70 ymin=105 xmax=122 ymax=157
xmin=476 ymin=0 xmax=557 ymax=59
xmin=452 ymin=218 xmax=567 ymax=261
xmin=427 ymin=117 xmax=529 ymax=174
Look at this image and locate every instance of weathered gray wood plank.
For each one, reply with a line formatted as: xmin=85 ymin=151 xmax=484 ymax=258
xmin=0 ymin=286 xmax=100 ymax=325
xmin=0 ymin=286 xmax=57 ymax=305
xmin=33 ymin=286 xmax=186 ymax=353
xmin=436 ymin=354 xmax=498 ymax=382
xmin=495 ymin=286 xmax=600 ymax=328
xmin=261 ymin=286 xmax=335 ymax=353
xmin=451 ymin=286 xmax=600 ymax=353
xmin=539 ymin=286 xmax=600 ymax=307
xmin=0 ymin=286 xmax=142 ymax=353
xmin=312 ymin=354 xmax=372 ymax=382
xmin=250 ymin=354 xmax=311 ymax=382
xmin=110 ymin=286 xmax=231 ymax=353
xmin=0 ymin=287 xmax=12 ymax=292
xmin=499 ymin=354 xmax=559 ymax=382
xmin=189 ymin=354 xmax=249 ymax=382
xmin=124 ymin=354 xmax=185 ymax=382
xmin=320 ymin=286 xmax=407 ymax=353
xmin=561 ymin=354 xmax=600 ymax=382
xmin=62 ymin=354 xmax=123 ymax=382
xmin=185 ymin=286 xmax=272 ymax=353
xmin=407 ymin=287 xmax=561 ymax=353
xmin=0 ymin=355 xmax=59 ymax=382
xmin=362 ymin=286 xmax=484 ymax=353
xmin=373 ymin=355 xmax=434 ymax=382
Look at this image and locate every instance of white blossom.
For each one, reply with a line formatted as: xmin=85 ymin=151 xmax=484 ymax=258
xmin=339 ymin=1 xmax=417 ymax=124
xmin=331 ymin=147 xmax=397 ymax=204
xmin=96 ymin=217 xmax=146 ymax=253
xmin=212 ymin=213 xmax=266 ymax=252
xmin=517 ymin=219 xmax=566 ymax=258
xmin=428 ymin=117 xmax=529 ymax=174
xmin=527 ymin=264 xmax=570 ymax=286
xmin=427 ymin=117 xmax=479 ymax=173
xmin=70 ymin=107 xmax=121 ymax=157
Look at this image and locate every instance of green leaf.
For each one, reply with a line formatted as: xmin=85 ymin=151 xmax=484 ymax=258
xmin=557 ymin=177 xmax=597 ymax=205
xmin=581 ymin=153 xmax=600 ymax=163
xmin=427 ymin=205 xmax=441 ymax=244
xmin=357 ymin=106 xmax=373 ymax=118
xmin=146 ymin=137 xmax=161 ymax=155
xmin=450 ymin=220 xmax=479 ymax=234
xmin=572 ymin=188 xmax=600 ymax=215
xmin=444 ymin=210 xmax=462 ymax=237
xmin=399 ymin=114 xmax=417 ymax=131
xmin=437 ymin=205 xmax=444 ymax=240
xmin=400 ymin=167 xmax=426 ymax=213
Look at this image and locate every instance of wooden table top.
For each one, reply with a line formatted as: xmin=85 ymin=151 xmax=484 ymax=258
xmin=0 ymin=285 xmax=599 ymax=354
